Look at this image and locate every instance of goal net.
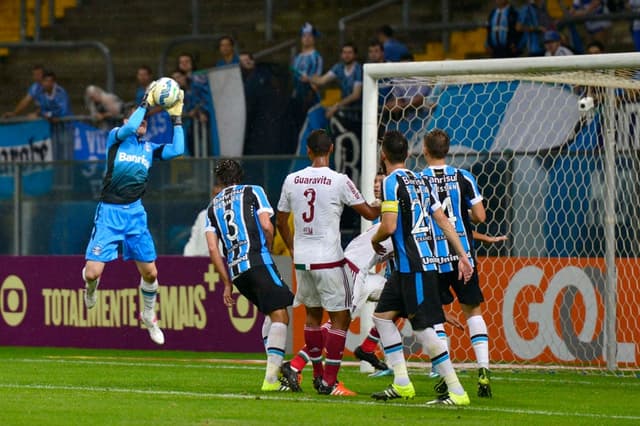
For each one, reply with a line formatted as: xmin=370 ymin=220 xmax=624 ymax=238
xmin=360 ymin=54 xmax=640 ymax=372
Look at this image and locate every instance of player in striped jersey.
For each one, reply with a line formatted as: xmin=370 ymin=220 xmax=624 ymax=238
xmin=81 ymin=82 xmax=185 ymax=345
xmin=422 ymin=129 xmax=492 ymax=397
xmin=370 ymin=130 xmax=473 ymax=406
xmin=205 ymin=159 xmax=295 ymax=392
xmin=276 ymin=129 xmax=380 ymax=396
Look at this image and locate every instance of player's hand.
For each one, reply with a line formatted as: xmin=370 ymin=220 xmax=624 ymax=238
xmin=166 ymin=89 xmax=184 ymax=117
xmin=223 ymin=282 xmax=234 ymax=307
xmin=457 ymin=256 xmax=473 ymax=283
xmin=370 ymin=198 xmax=382 ymax=208
xmin=444 ymin=311 xmax=464 ymax=331
xmin=371 ymin=240 xmax=386 ymax=255
xmin=141 ymin=80 xmax=158 ymax=108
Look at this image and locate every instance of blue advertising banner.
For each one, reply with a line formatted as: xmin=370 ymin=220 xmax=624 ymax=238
xmin=0 ymin=120 xmax=53 ymax=198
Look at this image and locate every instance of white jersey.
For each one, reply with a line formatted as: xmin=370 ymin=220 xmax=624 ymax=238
xmin=278 ymin=166 xmax=365 ymax=264
xmin=344 ymin=224 xmax=394 ymax=274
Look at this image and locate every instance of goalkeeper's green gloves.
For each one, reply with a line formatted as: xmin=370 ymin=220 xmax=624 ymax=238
xmin=167 ymin=89 xmax=184 ymax=125
xmin=140 ymin=80 xmax=158 ymax=109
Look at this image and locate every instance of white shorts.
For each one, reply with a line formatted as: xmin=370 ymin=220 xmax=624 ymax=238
xmin=294 ymin=266 xmax=352 ymax=312
xmin=351 ymin=271 xmax=386 ymax=318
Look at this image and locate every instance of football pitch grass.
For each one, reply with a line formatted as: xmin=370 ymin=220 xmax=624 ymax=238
xmin=1 ymin=347 xmax=638 ymax=426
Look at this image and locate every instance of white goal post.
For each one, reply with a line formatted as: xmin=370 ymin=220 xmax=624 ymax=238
xmin=361 ymin=53 xmax=640 ymax=372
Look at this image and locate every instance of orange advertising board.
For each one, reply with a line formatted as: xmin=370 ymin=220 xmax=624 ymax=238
xmin=292 ymin=257 xmax=639 ymax=367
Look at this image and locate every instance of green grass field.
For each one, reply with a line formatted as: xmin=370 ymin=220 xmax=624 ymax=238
xmin=1 ymin=346 xmax=638 ymax=426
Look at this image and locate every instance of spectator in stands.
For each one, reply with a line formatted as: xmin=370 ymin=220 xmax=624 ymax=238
xmin=177 ymin=52 xmax=210 ymax=127
xmin=309 ymin=43 xmax=363 ymax=119
xmin=134 ymin=65 xmax=154 ymax=104
xmin=516 ymin=0 xmax=555 ymax=57
xmin=569 ymin=0 xmax=611 ymax=44
xmin=291 ymin=22 xmax=324 ymax=131
xmin=586 ymin=40 xmax=605 ymax=54
xmin=367 ymin=40 xmax=386 ymax=63
xmin=375 ymin=25 xmax=410 ymax=62
xmin=84 ymin=85 xmax=124 ymax=129
xmin=34 ymin=70 xmax=72 ymax=120
xmin=486 ymin=0 xmax=521 ymax=58
xmin=544 ymin=30 xmax=574 ymax=56
xmin=239 ymin=51 xmax=256 ymax=77
xmin=216 ymin=35 xmax=240 ymax=67
xmin=2 ymin=64 xmax=44 ymax=118
xmin=630 ymin=0 xmax=640 ymax=51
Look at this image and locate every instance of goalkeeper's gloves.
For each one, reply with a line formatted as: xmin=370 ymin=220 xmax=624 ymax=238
xmin=140 ymin=80 xmax=158 ymax=109
xmin=167 ymin=89 xmax=184 ymax=125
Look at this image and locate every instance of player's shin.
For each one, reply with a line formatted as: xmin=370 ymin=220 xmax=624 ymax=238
xmin=265 ymin=322 xmax=287 ymax=383
xmin=373 ymin=316 xmax=410 ymax=386
xmin=415 ymin=327 xmax=464 ymax=395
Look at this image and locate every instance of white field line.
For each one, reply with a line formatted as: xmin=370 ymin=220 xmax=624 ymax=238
xmin=5 ymin=358 xmax=640 ymax=388
xmin=0 ymin=382 xmax=639 ymax=421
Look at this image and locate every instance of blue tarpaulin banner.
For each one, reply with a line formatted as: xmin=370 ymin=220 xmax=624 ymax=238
xmin=0 ymin=120 xmax=53 ymax=198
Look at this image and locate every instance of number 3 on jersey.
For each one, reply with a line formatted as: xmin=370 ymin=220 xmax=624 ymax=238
xmin=302 ymin=188 xmax=316 ymax=223
xmin=223 ymin=209 xmax=238 ymax=241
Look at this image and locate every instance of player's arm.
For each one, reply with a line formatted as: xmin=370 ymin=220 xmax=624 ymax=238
xmin=371 ymin=201 xmax=397 ymax=255
xmin=469 ymin=201 xmax=486 ymax=224
xmin=275 ymin=211 xmax=293 ymax=256
xmin=352 ymin=199 xmax=381 ymax=221
xmin=472 ymin=231 xmax=507 ymax=244
xmin=205 ymin=231 xmax=234 ymax=306
xmin=161 ymin=90 xmax=185 ymax=159
xmin=115 ymin=106 xmax=147 ymax=140
xmin=433 ymin=207 xmax=473 ymax=282
xmin=258 ymin=211 xmax=274 ymax=251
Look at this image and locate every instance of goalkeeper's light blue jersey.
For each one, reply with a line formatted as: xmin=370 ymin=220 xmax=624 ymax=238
xmin=206 ymin=185 xmax=275 ymax=280
xmin=99 ymin=106 xmax=184 ymax=204
xmin=422 ymin=165 xmax=482 ymax=272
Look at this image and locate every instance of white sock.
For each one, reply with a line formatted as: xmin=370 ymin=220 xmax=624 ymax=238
xmin=82 ymin=267 xmax=99 ymax=290
xmin=467 ymin=315 xmax=489 ymax=369
xmin=265 ymin=322 xmax=287 ymax=382
xmin=140 ymin=278 xmax=159 ymax=316
xmin=373 ymin=316 xmax=410 ymax=386
xmin=415 ymin=327 xmax=464 ymax=395
xmin=433 ymin=323 xmax=449 ymax=351
xmin=262 ymin=316 xmax=273 ymax=355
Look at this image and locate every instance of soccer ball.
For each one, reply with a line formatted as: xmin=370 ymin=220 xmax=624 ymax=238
xmin=152 ymin=77 xmax=181 ymax=108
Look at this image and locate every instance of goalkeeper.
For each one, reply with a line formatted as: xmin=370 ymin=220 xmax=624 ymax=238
xmin=81 ymin=82 xmax=185 ymax=346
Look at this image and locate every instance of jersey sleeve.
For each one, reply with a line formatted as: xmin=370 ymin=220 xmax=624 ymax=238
xmin=459 ymin=169 xmax=483 ymax=207
xmin=381 ymin=174 xmax=399 ymax=214
xmin=276 ymin=176 xmax=292 ymax=212
xmin=205 ymin=204 xmax=217 ymax=235
xmin=252 ymin=185 xmax=274 ymax=216
xmin=341 ymin=175 xmax=365 ymax=206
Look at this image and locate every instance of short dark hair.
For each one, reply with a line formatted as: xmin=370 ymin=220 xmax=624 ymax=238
xmin=215 ymin=159 xmax=244 ymax=186
xmin=381 ymin=130 xmax=408 ymax=164
xmin=307 ymin=129 xmax=333 ymax=155
xmin=377 ymin=25 xmax=394 ymax=38
xmin=424 ymin=129 xmax=450 ymax=159
xmin=42 ymin=70 xmax=56 ymax=80
xmin=342 ymin=42 xmax=358 ymax=54
xmin=587 ymin=40 xmax=605 ymax=52
xmin=32 ymin=64 xmax=44 ymax=71
xmin=138 ymin=65 xmax=153 ymax=75
xmin=218 ymin=35 xmax=235 ymax=47
xmin=368 ymin=40 xmax=384 ymax=51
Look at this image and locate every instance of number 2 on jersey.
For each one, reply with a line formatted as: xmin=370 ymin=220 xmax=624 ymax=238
xmin=302 ymin=188 xmax=316 ymax=223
